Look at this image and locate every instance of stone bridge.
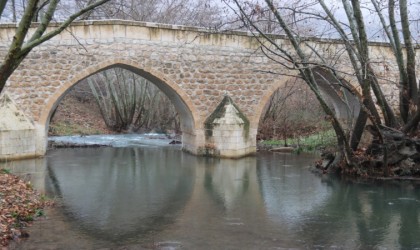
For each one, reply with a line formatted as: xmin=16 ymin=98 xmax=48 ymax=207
xmin=0 ymin=20 xmax=405 ymax=160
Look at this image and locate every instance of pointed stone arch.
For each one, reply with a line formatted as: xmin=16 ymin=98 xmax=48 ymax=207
xmin=39 ymin=58 xmax=201 ymax=132
xmin=251 ymin=76 xmax=294 ymax=131
xmin=30 ymin=58 xmax=205 ymax=157
xmin=254 ymin=69 xmax=360 ymax=141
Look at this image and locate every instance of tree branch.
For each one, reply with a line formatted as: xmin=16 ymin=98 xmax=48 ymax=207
xmin=20 ymin=0 xmax=111 ymax=54
xmin=0 ymin=0 xmax=7 ymax=18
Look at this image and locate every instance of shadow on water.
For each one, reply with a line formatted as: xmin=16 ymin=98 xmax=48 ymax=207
xmin=44 ymin=147 xmax=195 ymax=244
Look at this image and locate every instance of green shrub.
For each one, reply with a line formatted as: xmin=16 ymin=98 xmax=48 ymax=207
xmin=261 ymin=129 xmax=336 ymax=152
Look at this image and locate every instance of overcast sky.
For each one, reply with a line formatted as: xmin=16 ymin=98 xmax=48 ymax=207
xmin=1 ymin=0 xmax=418 ymax=42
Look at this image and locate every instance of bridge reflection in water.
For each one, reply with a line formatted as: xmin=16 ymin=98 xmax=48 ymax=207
xmin=4 ymin=146 xmax=420 ymax=249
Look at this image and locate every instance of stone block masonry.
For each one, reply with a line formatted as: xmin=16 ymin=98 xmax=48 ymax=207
xmin=0 ymin=94 xmax=38 ymax=160
xmin=0 ymin=20 xmax=414 ymax=160
xmin=203 ymin=95 xmax=255 ymax=157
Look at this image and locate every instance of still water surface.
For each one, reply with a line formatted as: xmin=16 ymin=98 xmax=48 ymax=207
xmin=5 ymin=144 xmax=420 ymax=249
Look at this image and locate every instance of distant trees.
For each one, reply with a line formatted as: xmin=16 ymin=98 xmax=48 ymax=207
xmin=1 ymin=0 xmax=225 ymax=134
xmin=64 ymin=0 xmax=225 ymax=27
xmin=230 ymin=0 xmax=420 ymax=176
xmin=259 ymin=78 xmax=328 ymax=143
xmin=0 ymin=0 xmax=111 ymax=94
xmin=68 ymin=0 xmax=226 ymax=134
xmin=88 ymin=68 xmax=179 ymax=133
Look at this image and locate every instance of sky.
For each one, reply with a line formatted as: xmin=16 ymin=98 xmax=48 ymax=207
xmin=1 ymin=0 xmax=419 ymax=42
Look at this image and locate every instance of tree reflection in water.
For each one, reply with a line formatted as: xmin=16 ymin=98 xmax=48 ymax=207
xmin=45 ymin=147 xmax=195 ymax=242
xmin=6 ymin=147 xmax=420 ymax=249
xmin=257 ymin=151 xmax=420 ymax=249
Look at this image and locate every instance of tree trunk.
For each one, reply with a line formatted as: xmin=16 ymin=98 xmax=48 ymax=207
xmin=399 ymin=0 xmax=418 ymax=123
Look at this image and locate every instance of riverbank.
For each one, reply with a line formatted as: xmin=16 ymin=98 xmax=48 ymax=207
xmin=49 ymin=92 xmax=112 ymax=136
xmin=258 ymin=129 xmax=336 ymax=153
xmin=259 ymin=135 xmax=420 ymax=179
xmin=0 ymin=170 xmax=53 ymax=247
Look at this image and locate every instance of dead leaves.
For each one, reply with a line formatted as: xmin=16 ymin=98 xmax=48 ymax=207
xmin=0 ymin=171 xmax=53 ymax=246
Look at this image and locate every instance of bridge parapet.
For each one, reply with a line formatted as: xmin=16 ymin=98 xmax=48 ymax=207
xmin=0 ymin=20 xmax=264 ymax=50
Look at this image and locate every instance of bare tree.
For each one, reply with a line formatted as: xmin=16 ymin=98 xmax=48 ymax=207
xmin=67 ymin=0 xmax=225 ymax=28
xmin=0 ymin=0 xmax=111 ymax=94
xmin=53 ymin=0 xmax=226 ymax=134
xmin=229 ymin=0 xmax=420 ymax=176
xmin=88 ymin=68 xmax=179 ymax=133
xmin=259 ymin=78 xmax=328 ymax=145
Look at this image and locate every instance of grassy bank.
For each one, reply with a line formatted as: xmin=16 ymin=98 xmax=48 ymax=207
xmin=49 ymin=121 xmax=105 ymax=136
xmin=260 ymin=129 xmax=337 ymax=152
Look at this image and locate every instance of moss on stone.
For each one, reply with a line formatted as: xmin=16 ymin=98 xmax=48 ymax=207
xmin=204 ymin=95 xmax=250 ymax=139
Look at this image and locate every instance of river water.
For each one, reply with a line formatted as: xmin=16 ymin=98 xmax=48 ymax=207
xmin=4 ymin=136 xmax=420 ymax=249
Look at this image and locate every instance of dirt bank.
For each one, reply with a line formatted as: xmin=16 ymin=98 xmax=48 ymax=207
xmin=49 ymin=90 xmax=112 ymax=136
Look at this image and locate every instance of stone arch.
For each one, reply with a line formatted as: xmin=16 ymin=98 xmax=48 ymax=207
xmin=251 ymin=76 xmax=293 ymax=130
xmin=39 ymin=58 xmax=201 ymax=135
xmin=311 ymin=67 xmax=360 ymax=126
xmin=253 ymin=68 xmax=360 ymax=136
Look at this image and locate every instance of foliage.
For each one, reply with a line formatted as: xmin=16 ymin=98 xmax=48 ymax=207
xmin=49 ymin=121 xmax=103 ymax=136
xmin=262 ymin=129 xmax=337 ymax=152
xmin=0 ymin=168 xmax=11 ymax=174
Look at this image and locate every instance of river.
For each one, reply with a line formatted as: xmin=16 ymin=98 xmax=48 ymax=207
xmin=4 ymin=135 xmax=420 ymax=249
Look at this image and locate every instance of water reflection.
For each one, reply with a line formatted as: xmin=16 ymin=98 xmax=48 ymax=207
xmin=203 ymin=157 xmax=257 ymax=210
xmin=45 ymin=147 xmax=195 ymax=242
xmin=298 ymin=178 xmax=420 ymax=249
xmin=257 ymin=152 xmax=332 ymax=224
xmin=5 ymin=147 xmax=420 ymax=249
xmin=1 ymin=157 xmax=47 ymax=193
xmin=256 ymin=152 xmax=420 ymax=249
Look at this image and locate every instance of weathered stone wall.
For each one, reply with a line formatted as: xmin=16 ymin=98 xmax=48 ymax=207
xmin=0 ymin=20 xmax=413 ymax=159
xmin=0 ymin=94 xmax=41 ymax=160
xmin=203 ymin=96 xmax=255 ymax=157
xmin=0 ymin=21 xmax=286 ymax=129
